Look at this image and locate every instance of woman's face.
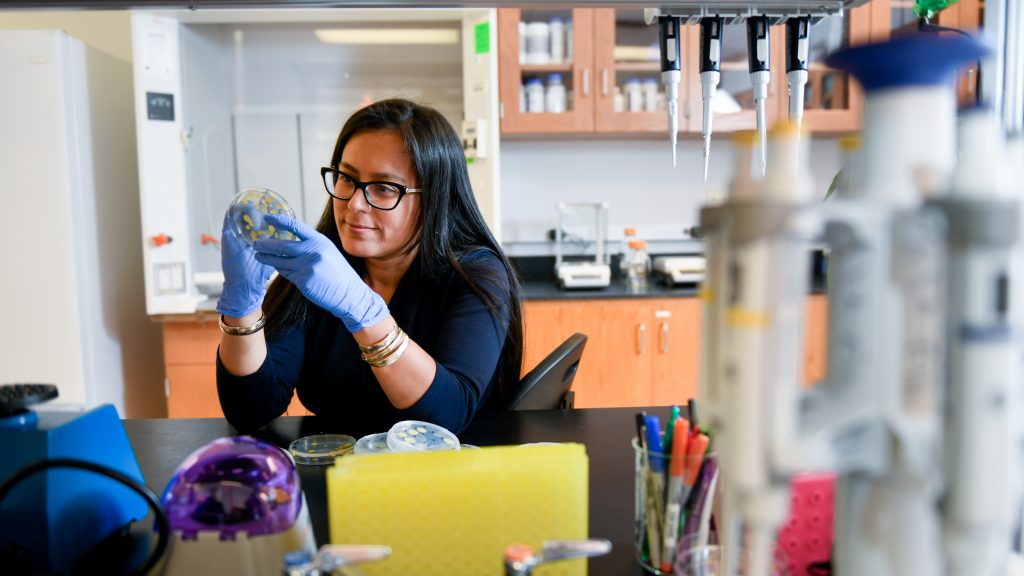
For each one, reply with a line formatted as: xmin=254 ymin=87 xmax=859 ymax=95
xmin=333 ymin=129 xmax=421 ymax=263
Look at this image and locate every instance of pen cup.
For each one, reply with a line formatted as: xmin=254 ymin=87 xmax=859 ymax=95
xmin=673 ymin=534 xmax=790 ymax=576
xmin=632 ymin=437 xmax=715 ymax=575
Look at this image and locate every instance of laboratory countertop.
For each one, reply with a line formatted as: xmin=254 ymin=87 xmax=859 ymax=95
xmin=161 ymin=253 xmax=825 ymax=320
xmin=158 ymin=273 xmax=702 ymax=321
xmin=521 ymin=276 xmax=699 ymax=301
xmin=123 ymin=406 xmax=675 ymax=575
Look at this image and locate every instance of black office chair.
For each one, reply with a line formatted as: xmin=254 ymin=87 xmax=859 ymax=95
xmin=507 ymin=333 xmax=587 ymax=410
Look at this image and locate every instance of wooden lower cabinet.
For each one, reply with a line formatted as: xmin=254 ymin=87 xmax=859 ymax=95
xmin=161 ymin=317 xmax=310 ymax=418
xmin=523 ymin=299 xmax=700 ymax=408
xmin=161 ymin=295 xmax=828 ymax=417
xmin=522 ymin=295 xmax=828 ymax=409
xmin=165 ymin=364 xmax=221 ymax=418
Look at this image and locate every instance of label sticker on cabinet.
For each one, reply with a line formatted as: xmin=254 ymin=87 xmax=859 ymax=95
xmin=474 ymin=21 xmax=490 ymax=54
xmin=655 ymin=310 xmax=672 ymax=318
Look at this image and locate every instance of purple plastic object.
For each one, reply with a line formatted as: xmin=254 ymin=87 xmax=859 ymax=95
xmin=161 ymin=436 xmax=302 ymax=538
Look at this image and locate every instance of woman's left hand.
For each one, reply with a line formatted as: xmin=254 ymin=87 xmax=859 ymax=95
xmin=253 ymin=214 xmax=389 ymax=333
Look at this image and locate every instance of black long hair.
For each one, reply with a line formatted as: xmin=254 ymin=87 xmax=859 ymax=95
xmin=262 ymin=98 xmax=524 ymax=403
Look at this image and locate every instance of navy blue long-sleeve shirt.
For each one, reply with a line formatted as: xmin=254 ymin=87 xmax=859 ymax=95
xmin=216 ymin=250 xmax=511 ymax=435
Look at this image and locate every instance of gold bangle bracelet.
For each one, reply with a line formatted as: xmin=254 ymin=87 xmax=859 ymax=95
xmin=367 ymin=333 xmax=410 ymax=368
xmin=365 ymin=329 xmax=407 ymax=366
xmin=219 ymin=313 xmax=266 ymax=336
xmin=362 ymin=328 xmax=406 ymax=363
xmin=358 ymin=324 xmax=400 ymax=355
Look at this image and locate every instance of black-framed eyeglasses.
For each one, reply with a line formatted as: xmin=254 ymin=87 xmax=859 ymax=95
xmin=321 ymin=166 xmax=421 ymax=211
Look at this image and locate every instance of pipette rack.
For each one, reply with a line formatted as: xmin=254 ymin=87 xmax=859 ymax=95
xmin=0 ymin=0 xmax=875 ymax=13
xmin=645 ymin=1 xmax=866 ymax=26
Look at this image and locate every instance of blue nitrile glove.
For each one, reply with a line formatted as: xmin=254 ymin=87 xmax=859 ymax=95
xmin=253 ymin=214 xmax=389 ymax=333
xmin=216 ymin=209 xmax=275 ymax=318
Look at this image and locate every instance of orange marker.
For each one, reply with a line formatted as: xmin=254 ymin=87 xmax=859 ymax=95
xmin=681 ymin=432 xmax=710 ymax=505
xmin=661 ymin=416 xmax=689 ymax=571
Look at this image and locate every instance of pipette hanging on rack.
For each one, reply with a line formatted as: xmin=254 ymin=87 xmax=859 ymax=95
xmin=786 ymin=16 xmax=810 ymax=132
xmin=746 ymin=15 xmax=771 ymax=174
xmin=659 ymin=15 xmax=683 ymax=166
xmin=700 ymin=16 xmax=724 ymax=181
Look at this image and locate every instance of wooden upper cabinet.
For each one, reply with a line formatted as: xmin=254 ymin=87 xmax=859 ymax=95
xmin=498 ymin=8 xmax=692 ymax=136
xmin=498 ymin=7 xmax=899 ymax=136
xmin=498 ymin=8 xmax=596 ymax=133
xmin=592 ymin=9 xmax=687 ymax=133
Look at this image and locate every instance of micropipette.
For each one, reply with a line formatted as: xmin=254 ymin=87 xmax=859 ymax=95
xmin=785 ymin=16 xmax=810 ymax=133
xmin=746 ymin=15 xmax=771 ymax=174
xmin=699 ymin=16 xmax=724 ymax=181
xmin=658 ymin=15 xmax=682 ymax=166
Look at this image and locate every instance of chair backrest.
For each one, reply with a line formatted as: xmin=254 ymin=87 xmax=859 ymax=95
xmin=507 ymin=333 xmax=587 ymax=410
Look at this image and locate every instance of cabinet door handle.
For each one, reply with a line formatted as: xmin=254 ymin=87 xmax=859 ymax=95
xmin=601 ymin=68 xmax=609 ymax=96
xmin=660 ymin=322 xmax=669 ymax=354
xmin=583 ymin=68 xmax=590 ymax=97
xmin=637 ymin=322 xmax=646 ymax=354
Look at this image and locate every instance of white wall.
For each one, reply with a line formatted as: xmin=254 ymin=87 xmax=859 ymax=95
xmin=0 ymin=12 xmax=166 ymax=418
xmin=500 ymin=136 xmax=843 ymax=252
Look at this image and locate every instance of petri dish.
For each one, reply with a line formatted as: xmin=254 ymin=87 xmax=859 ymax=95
xmin=288 ymin=433 xmax=356 ymax=465
xmin=354 ymin=432 xmax=392 ymax=455
xmin=228 ymin=187 xmax=297 ymax=247
xmin=386 ymin=420 xmax=460 ymax=453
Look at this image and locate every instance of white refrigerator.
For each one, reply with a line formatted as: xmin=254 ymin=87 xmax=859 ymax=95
xmin=0 ymin=30 xmax=163 ymax=415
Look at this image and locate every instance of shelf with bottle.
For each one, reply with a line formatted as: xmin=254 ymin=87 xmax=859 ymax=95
xmin=499 ymin=8 xmax=595 ymax=133
xmin=519 ymin=73 xmax=570 ymax=114
xmin=500 ymin=8 xmax=683 ymax=135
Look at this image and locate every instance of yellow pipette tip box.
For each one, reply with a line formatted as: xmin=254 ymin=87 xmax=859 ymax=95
xmin=326 ymin=443 xmax=589 ymax=576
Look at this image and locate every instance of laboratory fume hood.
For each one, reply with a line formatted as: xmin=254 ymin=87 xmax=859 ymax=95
xmin=131 ymin=8 xmax=500 ymax=315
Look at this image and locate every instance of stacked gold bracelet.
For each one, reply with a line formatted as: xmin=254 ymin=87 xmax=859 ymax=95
xmin=359 ymin=324 xmax=410 ymax=368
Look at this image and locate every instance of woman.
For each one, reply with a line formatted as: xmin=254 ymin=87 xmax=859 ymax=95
xmin=215 ymin=98 xmax=523 ymax=435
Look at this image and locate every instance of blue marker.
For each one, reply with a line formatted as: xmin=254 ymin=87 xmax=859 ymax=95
xmin=644 ymin=415 xmax=666 ymax=497
xmin=643 ymin=414 xmax=665 ymax=568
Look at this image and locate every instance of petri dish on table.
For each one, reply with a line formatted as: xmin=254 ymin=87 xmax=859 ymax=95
xmin=288 ymin=433 xmax=356 ymax=465
xmin=386 ymin=420 xmax=460 ymax=452
xmin=227 ymin=187 xmax=297 ymax=247
xmin=354 ymin=432 xmax=392 ymax=455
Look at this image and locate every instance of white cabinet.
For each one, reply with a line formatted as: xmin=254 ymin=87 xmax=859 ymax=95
xmin=0 ymin=30 xmax=162 ymax=414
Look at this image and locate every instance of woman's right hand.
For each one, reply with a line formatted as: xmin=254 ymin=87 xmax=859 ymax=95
xmin=216 ymin=209 xmax=275 ymax=319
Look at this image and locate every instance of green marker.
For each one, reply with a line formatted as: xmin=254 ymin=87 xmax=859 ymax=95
xmin=663 ymin=405 xmax=681 ymax=449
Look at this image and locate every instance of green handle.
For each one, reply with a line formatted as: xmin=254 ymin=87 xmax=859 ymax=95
xmin=914 ymin=0 xmax=961 ymax=20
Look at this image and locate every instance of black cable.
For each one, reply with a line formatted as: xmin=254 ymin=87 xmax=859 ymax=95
xmin=918 ymin=17 xmax=983 ymax=99
xmin=0 ymin=458 xmax=170 ymax=576
xmin=918 ymin=16 xmax=974 ymax=38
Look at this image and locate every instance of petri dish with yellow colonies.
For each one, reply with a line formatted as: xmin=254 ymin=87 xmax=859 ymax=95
xmin=386 ymin=420 xmax=460 ymax=453
xmin=288 ymin=433 xmax=356 ymax=465
xmin=228 ymin=187 xmax=297 ymax=247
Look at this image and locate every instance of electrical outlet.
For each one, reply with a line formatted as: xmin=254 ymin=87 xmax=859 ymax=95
xmin=154 ymin=262 xmax=186 ymax=296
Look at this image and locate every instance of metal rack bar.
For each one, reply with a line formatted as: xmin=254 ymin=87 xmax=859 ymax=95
xmin=646 ymin=2 xmax=849 ymax=26
xmin=0 ymin=0 xmax=872 ymax=11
